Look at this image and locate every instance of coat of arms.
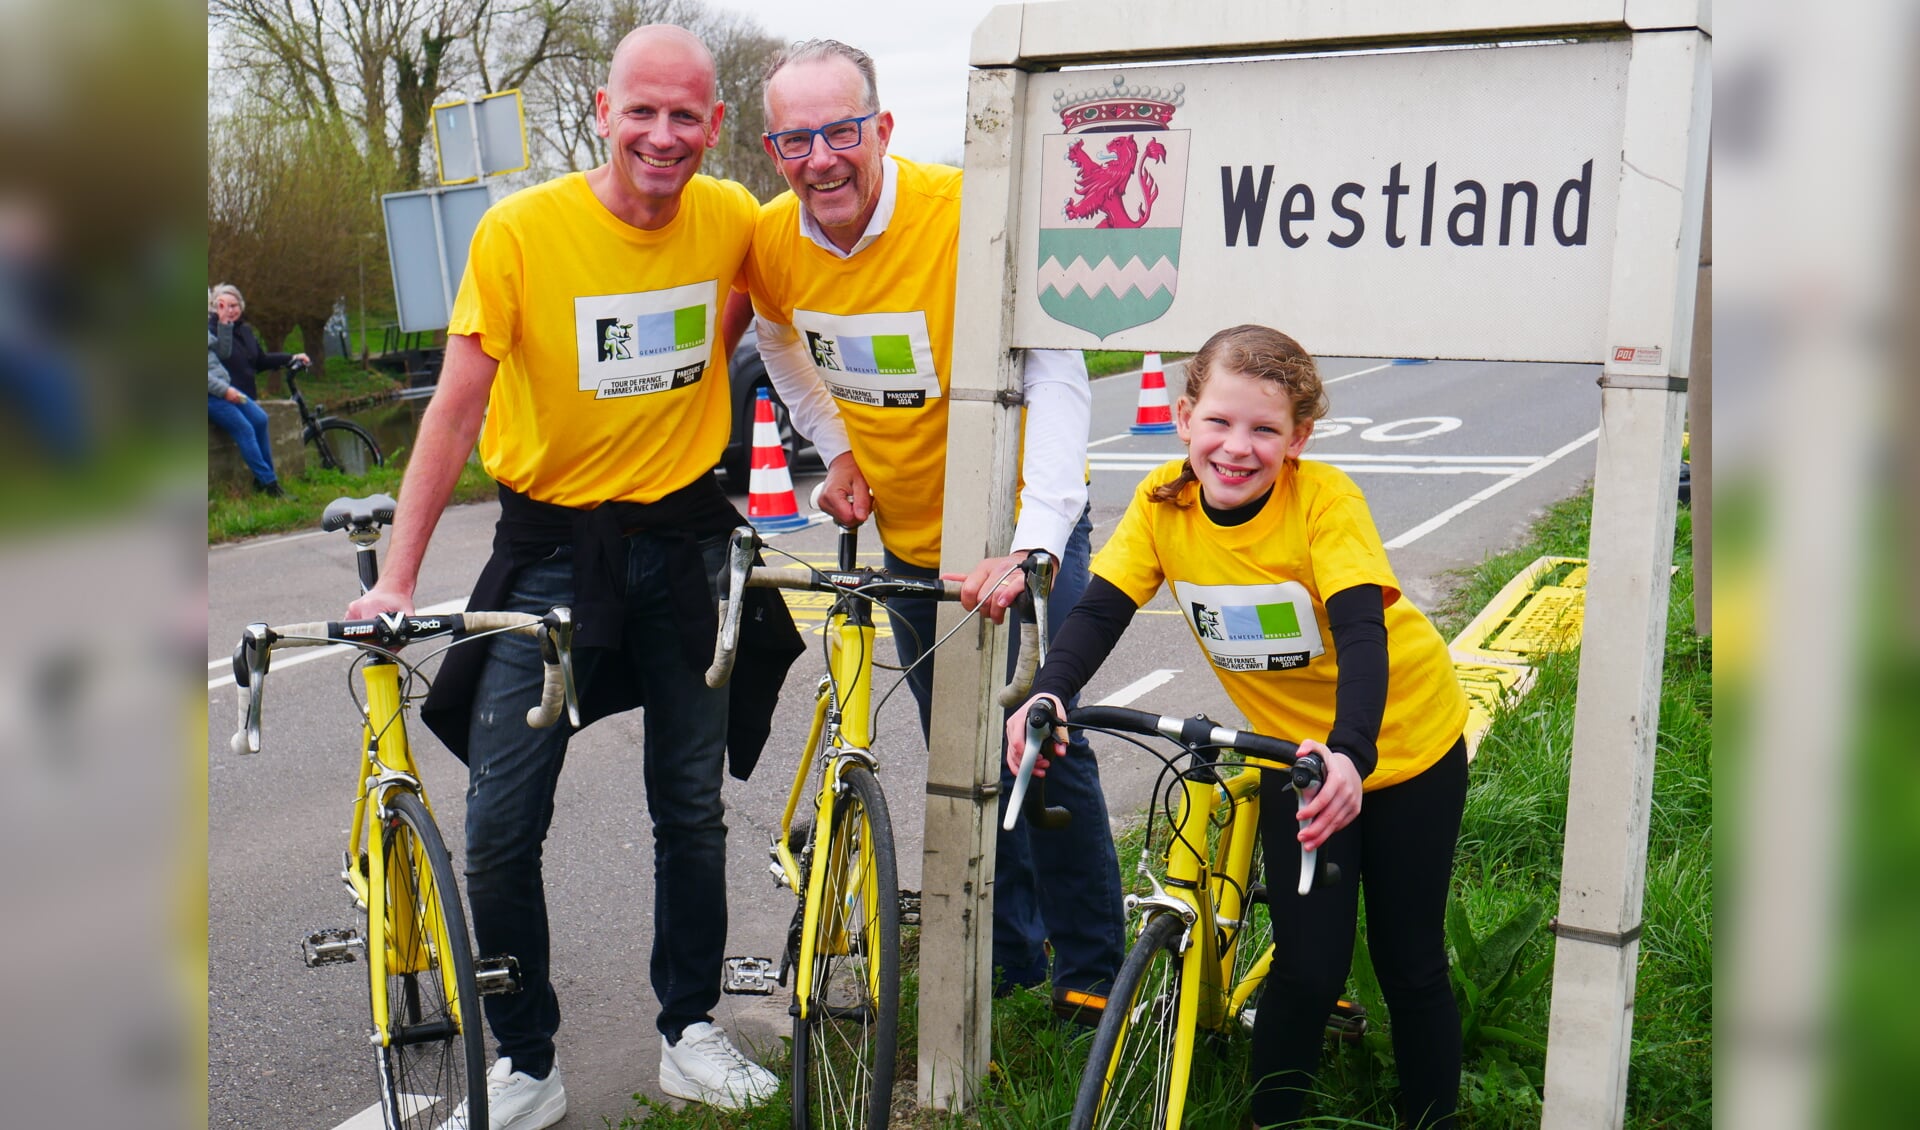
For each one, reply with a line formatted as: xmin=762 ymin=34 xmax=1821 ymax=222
xmin=1037 ymin=76 xmax=1190 ymax=339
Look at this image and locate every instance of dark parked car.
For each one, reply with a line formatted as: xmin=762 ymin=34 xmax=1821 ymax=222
xmin=718 ymin=324 xmax=820 ymax=487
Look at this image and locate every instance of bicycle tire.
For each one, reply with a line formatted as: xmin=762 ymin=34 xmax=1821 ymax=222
xmin=314 ymin=418 xmax=385 ymax=475
xmin=1071 ymin=914 xmax=1187 ymax=1130
xmin=373 ymin=791 xmax=486 ymax=1130
xmin=790 ymin=765 xmax=899 ymax=1130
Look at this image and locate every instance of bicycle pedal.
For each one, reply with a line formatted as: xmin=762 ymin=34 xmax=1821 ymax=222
xmin=723 ymin=956 xmax=779 ymax=995
xmin=475 ymin=954 xmax=522 ymax=996
xmin=301 ymin=927 xmax=363 ymax=967
xmin=898 ymin=888 xmax=921 ymax=926
xmin=1327 ymin=999 xmax=1369 ymax=1043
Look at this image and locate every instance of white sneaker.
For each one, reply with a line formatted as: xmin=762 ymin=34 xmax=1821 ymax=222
xmin=658 ymin=1022 xmax=780 ymax=1110
xmin=436 ymin=1056 xmax=567 ymax=1130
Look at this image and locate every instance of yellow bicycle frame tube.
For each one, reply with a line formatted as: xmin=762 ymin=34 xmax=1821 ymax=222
xmin=357 ymin=658 xmax=463 ymax=1047
xmin=771 ymin=683 xmax=832 ymax=893
xmin=1163 ymin=771 xmax=1222 ymax=1127
xmin=1212 ymin=768 xmax=1267 ymax=1017
xmin=793 ymin=610 xmax=879 ymax=1020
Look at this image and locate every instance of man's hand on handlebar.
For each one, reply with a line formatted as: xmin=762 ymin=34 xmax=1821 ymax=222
xmin=817 ymin=452 xmax=872 ymax=527
xmin=1293 ymin=739 xmax=1363 ymax=850
xmin=951 ymin=552 xmax=1031 ymax=625
xmin=346 ymin=581 xmax=415 ymax=622
xmin=1005 ymin=693 xmax=1069 ymax=778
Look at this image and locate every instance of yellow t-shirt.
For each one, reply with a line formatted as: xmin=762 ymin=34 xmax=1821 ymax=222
xmin=743 ymin=157 xmax=961 ymax=568
xmin=451 ymin=172 xmax=759 ymax=508
xmin=1093 ymin=460 xmax=1469 ymax=790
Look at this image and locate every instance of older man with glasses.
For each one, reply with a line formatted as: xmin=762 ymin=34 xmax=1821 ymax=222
xmin=740 ymin=38 xmax=1124 ymax=1025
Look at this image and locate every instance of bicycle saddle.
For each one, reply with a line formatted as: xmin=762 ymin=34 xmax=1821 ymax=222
xmin=321 ymin=494 xmax=398 ymax=534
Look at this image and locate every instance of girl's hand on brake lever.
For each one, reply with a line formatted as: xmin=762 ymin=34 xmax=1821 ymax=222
xmin=1293 ymin=739 xmax=1363 ymax=850
xmin=1004 ymin=693 xmax=1067 ymax=777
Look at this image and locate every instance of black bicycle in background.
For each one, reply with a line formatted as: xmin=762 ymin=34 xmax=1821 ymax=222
xmin=286 ymin=357 xmax=385 ymax=475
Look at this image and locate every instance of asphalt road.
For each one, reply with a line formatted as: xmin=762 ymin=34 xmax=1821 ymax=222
xmin=205 ymin=356 xmax=1600 ymax=1129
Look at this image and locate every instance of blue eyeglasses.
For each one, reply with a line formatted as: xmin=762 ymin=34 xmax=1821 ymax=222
xmin=765 ymin=113 xmax=877 ymax=160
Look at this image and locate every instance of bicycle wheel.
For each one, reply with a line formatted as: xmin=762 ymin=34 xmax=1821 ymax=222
xmin=314 ymin=418 xmax=384 ymax=475
xmin=373 ymin=791 xmax=485 ymax=1130
xmin=790 ymin=765 xmax=899 ymax=1130
xmin=1071 ymin=914 xmax=1187 ymax=1130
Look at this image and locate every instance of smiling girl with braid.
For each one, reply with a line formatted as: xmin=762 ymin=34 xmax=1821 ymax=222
xmin=1008 ymin=324 xmax=1470 ymax=1128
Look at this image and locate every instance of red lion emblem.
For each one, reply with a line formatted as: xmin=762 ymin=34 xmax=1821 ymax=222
xmin=1063 ymin=134 xmax=1169 ymax=229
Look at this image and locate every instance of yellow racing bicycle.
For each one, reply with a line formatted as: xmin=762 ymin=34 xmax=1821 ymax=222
xmin=228 ymin=494 xmax=579 ymax=1130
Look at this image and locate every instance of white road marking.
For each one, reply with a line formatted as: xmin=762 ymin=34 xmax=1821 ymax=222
xmin=1094 ymin=668 xmax=1182 ymax=708
xmin=1090 ymin=451 xmax=1542 ymax=476
xmin=207 ymin=598 xmax=468 ymax=691
xmin=1384 ymin=428 xmax=1599 ymax=549
xmin=1324 ymin=361 xmax=1394 ymax=384
xmin=331 ymin=1096 xmax=440 ymax=1130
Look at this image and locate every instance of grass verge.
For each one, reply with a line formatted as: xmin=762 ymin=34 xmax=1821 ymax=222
xmin=207 ymin=460 xmax=496 ymax=544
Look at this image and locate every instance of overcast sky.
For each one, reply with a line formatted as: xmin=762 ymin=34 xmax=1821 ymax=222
xmin=709 ymin=0 xmax=1013 ymax=164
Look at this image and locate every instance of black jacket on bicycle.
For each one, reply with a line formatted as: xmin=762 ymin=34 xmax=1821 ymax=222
xmin=209 ymin=314 xmax=290 ymax=400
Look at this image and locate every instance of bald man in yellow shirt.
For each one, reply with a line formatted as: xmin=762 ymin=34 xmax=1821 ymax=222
xmin=347 ymin=26 xmax=797 ymax=1126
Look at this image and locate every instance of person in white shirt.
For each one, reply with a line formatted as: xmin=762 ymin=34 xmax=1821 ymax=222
xmin=740 ymin=38 xmax=1123 ymax=1019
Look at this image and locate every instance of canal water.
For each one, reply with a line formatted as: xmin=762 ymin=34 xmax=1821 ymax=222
xmin=341 ymin=386 xmax=437 ymax=462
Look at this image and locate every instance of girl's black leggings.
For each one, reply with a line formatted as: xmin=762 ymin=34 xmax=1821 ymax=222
xmin=1250 ymin=737 xmax=1469 ymax=1129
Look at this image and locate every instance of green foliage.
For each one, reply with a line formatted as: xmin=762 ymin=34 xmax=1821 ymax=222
xmin=1083 ymin=351 xmax=1145 ymax=379
xmin=207 ymin=460 xmax=495 ymax=544
xmin=1448 ymin=897 xmax=1551 ymax=1055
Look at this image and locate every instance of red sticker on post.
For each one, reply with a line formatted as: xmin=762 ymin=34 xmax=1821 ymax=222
xmin=1611 ymin=346 xmax=1663 ymax=365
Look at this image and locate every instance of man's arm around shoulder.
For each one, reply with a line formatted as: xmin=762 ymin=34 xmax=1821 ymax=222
xmin=344 ymin=333 xmax=498 ymax=618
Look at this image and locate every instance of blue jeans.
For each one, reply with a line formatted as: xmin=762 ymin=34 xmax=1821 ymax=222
xmin=463 ymin=534 xmax=732 ymax=1073
xmin=883 ymin=508 xmax=1125 ymax=995
xmin=207 ymin=393 xmax=276 ymax=486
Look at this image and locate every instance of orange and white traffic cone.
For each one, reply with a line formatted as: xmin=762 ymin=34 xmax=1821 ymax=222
xmin=746 ymin=388 xmax=808 ymax=533
xmin=1129 ymin=352 xmax=1176 ymax=434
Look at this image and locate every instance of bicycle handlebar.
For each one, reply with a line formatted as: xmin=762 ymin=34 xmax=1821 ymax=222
xmin=1011 ymin=702 xmax=1332 ymax=895
xmin=704 ymin=526 xmax=962 ymax=688
xmin=229 ymin=608 xmax=580 ymax=758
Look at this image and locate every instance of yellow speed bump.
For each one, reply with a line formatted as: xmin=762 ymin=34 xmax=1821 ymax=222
xmin=1449 ymin=556 xmax=1588 ymax=663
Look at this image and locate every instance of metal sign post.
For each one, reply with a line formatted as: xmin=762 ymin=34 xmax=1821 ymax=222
xmin=927 ymin=3 xmax=1710 ymax=1123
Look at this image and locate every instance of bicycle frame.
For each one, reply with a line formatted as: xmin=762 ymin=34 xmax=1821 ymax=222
xmin=772 ymin=555 xmax=883 ymax=1022
xmin=1106 ymin=750 xmax=1300 ymax=1127
xmin=343 ymin=656 xmax=465 ymax=1049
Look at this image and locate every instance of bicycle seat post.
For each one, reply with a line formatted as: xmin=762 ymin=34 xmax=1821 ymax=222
xmin=350 ymin=527 xmax=381 ymax=593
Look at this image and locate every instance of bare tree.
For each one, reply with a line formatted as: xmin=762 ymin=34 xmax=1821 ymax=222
xmin=208 ymin=111 xmax=389 ymax=373
xmin=211 ymin=0 xmax=573 ymax=188
xmin=514 ymin=0 xmax=783 ymax=198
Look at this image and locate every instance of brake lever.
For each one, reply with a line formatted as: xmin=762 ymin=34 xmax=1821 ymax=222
xmin=541 ymin=606 xmax=581 ymax=728
xmin=1294 ymin=752 xmax=1327 ymax=894
xmin=704 ymin=527 xmax=759 ymax=688
xmin=1005 ymin=696 xmax=1071 ymax=831
xmin=995 ymin=550 xmax=1056 ymax=707
xmin=230 ymin=623 xmax=271 ymax=755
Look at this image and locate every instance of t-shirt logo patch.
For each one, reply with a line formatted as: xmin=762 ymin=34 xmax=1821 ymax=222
xmin=1192 ymin=600 xmax=1302 ymax=642
xmin=575 ymin=281 xmax=716 ymax=399
xmin=1171 ymin=579 xmax=1325 ymax=672
xmin=597 ymin=318 xmax=634 ymax=361
xmin=790 ymin=308 xmax=941 ymax=408
xmin=806 ymin=331 xmax=841 ymax=370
